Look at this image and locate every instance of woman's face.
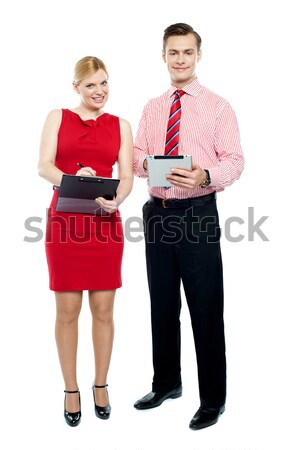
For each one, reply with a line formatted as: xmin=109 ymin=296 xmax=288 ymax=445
xmin=74 ymin=69 xmax=109 ymax=111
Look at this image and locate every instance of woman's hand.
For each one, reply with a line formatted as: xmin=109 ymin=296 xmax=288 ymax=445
xmin=76 ymin=167 xmax=96 ymax=176
xmin=95 ymin=197 xmax=119 ymax=214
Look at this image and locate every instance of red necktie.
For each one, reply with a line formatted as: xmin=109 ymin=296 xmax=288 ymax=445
xmin=165 ymin=89 xmax=185 ymax=156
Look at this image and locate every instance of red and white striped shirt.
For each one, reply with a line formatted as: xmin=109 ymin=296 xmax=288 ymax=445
xmin=133 ymin=78 xmax=244 ymax=199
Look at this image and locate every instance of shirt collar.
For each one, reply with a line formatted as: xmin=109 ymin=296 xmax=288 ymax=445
xmin=168 ymin=77 xmax=202 ymax=98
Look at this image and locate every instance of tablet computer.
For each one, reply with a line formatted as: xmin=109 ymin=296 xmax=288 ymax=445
xmin=146 ymin=155 xmax=192 ymax=187
xmin=54 ymin=174 xmax=120 ymax=215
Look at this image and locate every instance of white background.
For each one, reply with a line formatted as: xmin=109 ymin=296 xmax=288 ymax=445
xmin=1 ymin=0 xmax=293 ymax=449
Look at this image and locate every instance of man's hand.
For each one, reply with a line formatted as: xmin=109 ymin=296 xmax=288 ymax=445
xmin=165 ymin=163 xmax=206 ymax=189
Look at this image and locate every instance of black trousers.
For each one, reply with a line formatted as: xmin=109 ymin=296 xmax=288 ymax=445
xmin=143 ymin=194 xmax=226 ymax=408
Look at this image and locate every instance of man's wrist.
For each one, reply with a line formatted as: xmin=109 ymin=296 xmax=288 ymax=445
xmin=199 ymin=169 xmax=211 ymax=188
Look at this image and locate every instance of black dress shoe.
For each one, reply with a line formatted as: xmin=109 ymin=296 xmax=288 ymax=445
xmin=189 ymin=405 xmax=225 ymax=430
xmin=64 ymin=389 xmax=81 ymax=427
xmin=92 ymin=384 xmax=111 ymax=420
xmin=134 ymin=386 xmax=182 ymax=410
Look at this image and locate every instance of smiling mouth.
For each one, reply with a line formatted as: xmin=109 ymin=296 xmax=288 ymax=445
xmin=92 ymin=96 xmax=104 ymax=102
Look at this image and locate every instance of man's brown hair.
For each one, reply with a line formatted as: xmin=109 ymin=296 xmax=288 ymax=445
xmin=163 ymin=23 xmax=202 ymax=51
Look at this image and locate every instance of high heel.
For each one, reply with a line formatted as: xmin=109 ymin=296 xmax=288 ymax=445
xmin=92 ymin=384 xmax=111 ymax=420
xmin=64 ymin=389 xmax=81 ymax=427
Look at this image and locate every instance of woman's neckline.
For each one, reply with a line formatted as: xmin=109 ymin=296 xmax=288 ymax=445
xmin=66 ymin=109 xmax=106 ymax=122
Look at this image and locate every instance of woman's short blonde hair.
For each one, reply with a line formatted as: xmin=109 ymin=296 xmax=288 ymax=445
xmin=73 ymin=56 xmax=108 ymax=85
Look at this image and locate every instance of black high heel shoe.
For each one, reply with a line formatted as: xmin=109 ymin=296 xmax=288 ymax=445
xmin=64 ymin=389 xmax=81 ymax=427
xmin=92 ymin=384 xmax=111 ymax=420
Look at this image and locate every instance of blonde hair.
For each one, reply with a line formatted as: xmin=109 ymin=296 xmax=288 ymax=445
xmin=73 ymin=56 xmax=108 ymax=85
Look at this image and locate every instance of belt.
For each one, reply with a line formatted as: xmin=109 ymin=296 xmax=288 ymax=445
xmin=148 ymin=192 xmax=216 ymax=209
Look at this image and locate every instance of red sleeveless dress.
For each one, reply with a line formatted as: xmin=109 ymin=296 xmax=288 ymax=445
xmin=45 ymin=109 xmax=124 ymax=291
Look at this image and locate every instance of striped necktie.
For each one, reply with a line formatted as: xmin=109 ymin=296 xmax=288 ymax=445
xmin=164 ymin=89 xmax=185 ymax=156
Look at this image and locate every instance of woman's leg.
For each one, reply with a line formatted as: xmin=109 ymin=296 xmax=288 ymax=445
xmin=55 ymin=291 xmax=83 ymax=412
xmin=89 ymin=290 xmax=116 ymax=406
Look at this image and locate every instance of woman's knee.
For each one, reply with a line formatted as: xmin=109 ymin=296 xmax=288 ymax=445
xmin=57 ymin=310 xmax=80 ymax=325
xmin=90 ymin=301 xmax=114 ymax=324
xmin=56 ymin=296 xmax=82 ymax=325
xmin=89 ymin=291 xmax=115 ymax=323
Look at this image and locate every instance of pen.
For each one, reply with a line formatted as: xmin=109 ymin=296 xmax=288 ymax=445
xmin=77 ymin=163 xmax=84 ymax=168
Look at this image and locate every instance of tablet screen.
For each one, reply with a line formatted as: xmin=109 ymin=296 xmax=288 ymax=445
xmin=146 ymin=155 xmax=192 ymax=187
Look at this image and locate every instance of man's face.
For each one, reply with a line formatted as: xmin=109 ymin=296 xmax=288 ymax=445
xmin=163 ymin=33 xmax=201 ymax=87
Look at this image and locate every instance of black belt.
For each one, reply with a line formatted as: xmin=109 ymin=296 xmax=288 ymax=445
xmin=148 ymin=192 xmax=216 ymax=209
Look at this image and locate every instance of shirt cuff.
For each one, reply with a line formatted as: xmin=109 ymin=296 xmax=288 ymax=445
xmin=134 ymin=151 xmax=148 ymax=178
xmin=208 ymin=166 xmax=221 ymax=187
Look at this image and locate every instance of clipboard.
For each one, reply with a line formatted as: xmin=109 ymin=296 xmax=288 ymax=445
xmin=146 ymin=155 xmax=192 ymax=187
xmin=54 ymin=174 xmax=120 ymax=215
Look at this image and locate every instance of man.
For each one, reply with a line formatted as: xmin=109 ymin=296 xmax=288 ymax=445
xmin=133 ymin=23 xmax=244 ymax=430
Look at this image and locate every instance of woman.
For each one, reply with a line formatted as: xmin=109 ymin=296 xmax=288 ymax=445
xmin=38 ymin=56 xmax=133 ymax=426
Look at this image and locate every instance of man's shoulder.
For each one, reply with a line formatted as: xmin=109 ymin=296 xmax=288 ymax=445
xmin=200 ymin=84 xmax=228 ymax=104
xmin=143 ymin=90 xmax=170 ymax=110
